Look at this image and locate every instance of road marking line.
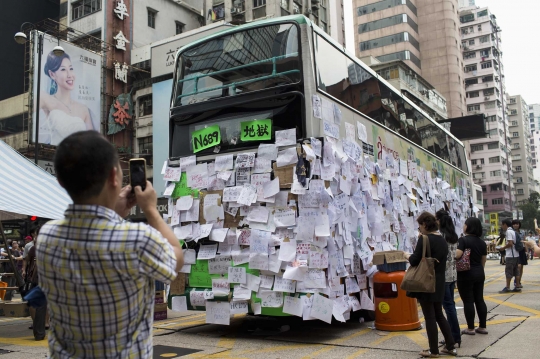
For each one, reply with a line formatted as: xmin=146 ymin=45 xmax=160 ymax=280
xmin=484 ymin=297 xmax=540 ymax=316
xmin=299 ymin=328 xmax=371 ymax=359
xmin=344 ymin=348 xmax=368 ymax=359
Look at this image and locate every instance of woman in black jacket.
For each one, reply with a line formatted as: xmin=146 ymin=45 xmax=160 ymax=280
xmin=456 ymin=217 xmax=488 ymax=335
xmin=406 ymin=212 xmax=457 ymax=357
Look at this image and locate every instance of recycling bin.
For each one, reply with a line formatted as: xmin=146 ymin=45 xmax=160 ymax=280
xmin=373 ymin=270 xmax=421 ymax=331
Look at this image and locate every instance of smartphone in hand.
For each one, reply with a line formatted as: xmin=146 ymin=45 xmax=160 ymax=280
xmin=129 ymin=158 xmax=147 ymax=192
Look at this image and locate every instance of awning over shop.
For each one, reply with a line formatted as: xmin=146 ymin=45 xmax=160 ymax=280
xmin=0 ymin=140 xmax=71 ymax=220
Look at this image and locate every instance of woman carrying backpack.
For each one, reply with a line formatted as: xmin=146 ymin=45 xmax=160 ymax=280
xmin=456 ymin=217 xmax=488 ymax=336
xmin=436 ymin=209 xmax=461 ymax=347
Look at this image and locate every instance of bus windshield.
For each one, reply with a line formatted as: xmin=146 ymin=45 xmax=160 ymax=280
xmin=173 ymin=23 xmax=301 ymax=107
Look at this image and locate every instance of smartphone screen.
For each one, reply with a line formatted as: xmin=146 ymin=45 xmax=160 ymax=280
xmin=130 ymin=159 xmax=146 ymax=191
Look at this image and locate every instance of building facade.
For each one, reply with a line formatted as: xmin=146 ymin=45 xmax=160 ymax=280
xmin=205 ymin=0 xmax=345 ymax=45
xmin=529 ymin=103 xmax=540 ymax=181
xmin=508 ymin=95 xmax=534 ymax=205
xmin=352 ymin=0 xmax=466 ymax=118
xmin=459 ymin=5 xmax=513 ymax=217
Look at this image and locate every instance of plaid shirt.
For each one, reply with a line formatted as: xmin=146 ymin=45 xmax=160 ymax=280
xmin=36 ymin=205 xmax=177 ymax=359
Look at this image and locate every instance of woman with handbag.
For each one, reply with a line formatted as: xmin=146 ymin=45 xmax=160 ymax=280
xmin=405 ymin=212 xmax=457 ymax=357
xmin=436 ymin=209 xmax=461 ymax=347
xmin=456 ymin=217 xmax=488 ymax=336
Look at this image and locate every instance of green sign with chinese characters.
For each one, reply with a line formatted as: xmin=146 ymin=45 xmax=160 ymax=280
xmin=172 ymin=172 xmax=198 ymax=199
xmin=240 ymin=119 xmax=272 ymax=141
xmin=191 ymin=125 xmax=221 ymax=153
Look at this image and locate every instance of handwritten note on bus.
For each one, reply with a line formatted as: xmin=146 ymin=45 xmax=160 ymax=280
xmin=192 ymin=125 xmax=221 ymax=153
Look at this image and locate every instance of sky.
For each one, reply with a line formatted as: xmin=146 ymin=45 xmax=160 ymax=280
xmin=343 ymin=0 xmax=540 ymax=105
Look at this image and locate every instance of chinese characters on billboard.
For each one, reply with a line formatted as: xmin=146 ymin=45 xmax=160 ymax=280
xmin=33 ymin=32 xmax=102 ymax=145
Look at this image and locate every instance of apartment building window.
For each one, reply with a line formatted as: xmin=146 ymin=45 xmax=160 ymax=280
xmin=511 ymin=120 xmax=518 ymax=126
xmin=72 ymin=0 xmax=101 ymax=21
xmin=486 ymin=129 xmax=496 ymax=136
xmin=175 ymin=21 xmax=184 ymax=35
xmin=482 ymin=186 xmax=486 ymax=192
xmin=471 ymin=144 xmax=484 ymax=152
xmin=485 ymin=115 xmax=497 ymax=122
xmin=469 ymin=39 xmax=475 ymax=45
xmin=487 ymin=142 xmax=499 ymax=149
xmin=359 ymin=14 xmax=418 ymax=34
xmin=480 ymin=49 xmax=490 ymax=57
xmin=477 ymin=9 xmax=488 ymax=17
xmin=489 ymin=156 xmax=500 ymax=163
xmin=253 ymin=0 xmax=267 ymax=19
xmin=484 ymin=88 xmax=495 ymax=96
xmin=360 ymin=32 xmax=420 ymax=51
xmin=481 ymin=61 xmax=492 ymax=69
xmin=467 ymin=91 xmax=479 ymax=98
xmin=515 ymin=166 xmax=522 ymax=171
xmin=513 ymin=132 xmax=519 ymax=138
xmin=148 ymin=8 xmax=157 ymax=28
xmin=490 ymin=170 xmax=501 ymax=177
xmin=472 ymin=158 xmax=485 ymax=165
xmin=460 ymin=14 xmax=475 ymax=23
xmin=484 ymin=101 xmax=495 ymax=109
xmin=376 ymin=50 xmax=421 ymax=69
xmin=293 ymin=1 xmax=302 ymax=15
xmin=509 ymin=98 xmax=517 ymax=104
xmin=492 ymin=198 xmax=503 ymax=205
xmin=482 ymin=75 xmax=493 ymax=82
xmin=468 ymin=104 xmax=481 ymax=111
xmin=483 ymin=199 xmax=488 ymax=206
xmin=478 ymin=25 xmax=482 ymax=31
xmin=357 ymin=0 xmax=417 ymax=17
xmin=461 ymin=27 xmax=474 ymax=35
xmin=465 ymin=78 xmax=478 ymax=85
xmin=473 ymin=172 xmax=485 ymax=179
xmin=516 ymin=177 xmax=523 ymax=183
xmin=138 ymin=95 xmax=152 ymax=117
xmin=464 ymin=64 xmax=477 ymax=73
xmin=318 ymin=0 xmax=328 ymax=32
xmin=517 ymin=189 xmax=524 ymax=195
xmin=464 ymin=51 xmax=476 ymax=59
xmin=479 ymin=35 xmax=490 ymax=43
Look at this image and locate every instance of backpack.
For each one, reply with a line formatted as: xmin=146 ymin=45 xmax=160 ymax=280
xmin=514 ymin=230 xmax=524 ymax=252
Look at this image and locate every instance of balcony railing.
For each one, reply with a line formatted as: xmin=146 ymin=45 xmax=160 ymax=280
xmin=253 ymin=5 xmax=266 ymax=19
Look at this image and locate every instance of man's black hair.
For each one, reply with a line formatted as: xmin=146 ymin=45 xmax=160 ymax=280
xmin=54 ymin=131 xmax=119 ymax=202
xmin=464 ymin=217 xmax=483 ymax=237
xmin=501 ymin=218 xmax=512 ymax=227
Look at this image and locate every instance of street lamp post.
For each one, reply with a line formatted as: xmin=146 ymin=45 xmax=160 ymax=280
xmin=14 ymin=24 xmax=64 ymax=164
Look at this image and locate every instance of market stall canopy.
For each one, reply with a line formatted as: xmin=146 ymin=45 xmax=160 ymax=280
xmin=0 ymin=140 xmax=71 ymax=220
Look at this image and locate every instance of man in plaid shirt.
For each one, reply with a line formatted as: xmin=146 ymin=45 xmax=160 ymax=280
xmin=36 ymin=131 xmax=183 ymax=358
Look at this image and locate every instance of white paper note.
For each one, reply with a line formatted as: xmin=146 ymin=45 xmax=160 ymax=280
xmin=197 ymin=244 xmax=218 ymax=259
xmin=212 ymin=278 xmax=230 ymax=295
xmin=215 ymin=154 xmax=234 ymax=171
xmin=206 ymin=301 xmax=230 ymax=325
xmin=171 ymin=296 xmax=188 ymax=312
xmin=228 ymin=266 xmax=247 ymax=284
xmin=283 ymin=296 xmax=303 ymax=317
xmin=276 ymin=147 xmax=298 ymax=167
xmin=275 ymin=128 xmax=297 ymax=146
xmin=258 ymin=143 xmax=278 ymax=161
xmin=311 ymin=293 xmax=333 ymax=324
xmin=263 ymin=177 xmax=280 ymax=198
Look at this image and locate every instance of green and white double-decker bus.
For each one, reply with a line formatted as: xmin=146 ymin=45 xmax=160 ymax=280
xmin=166 ymin=15 xmax=470 ymax=322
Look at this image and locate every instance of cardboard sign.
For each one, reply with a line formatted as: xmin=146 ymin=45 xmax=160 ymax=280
xmin=241 ymin=119 xmax=272 ymax=141
xmin=192 ymin=125 xmax=221 ymax=153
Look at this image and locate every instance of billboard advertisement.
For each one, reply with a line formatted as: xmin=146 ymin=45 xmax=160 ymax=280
xmin=33 ymin=32 xmax=102 ymax=145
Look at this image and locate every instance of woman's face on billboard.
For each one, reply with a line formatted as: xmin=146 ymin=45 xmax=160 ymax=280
xmin=49 ymin=58 xmax=75 ymax=91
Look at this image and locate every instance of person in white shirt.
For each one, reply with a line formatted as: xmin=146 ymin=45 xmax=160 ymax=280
xmin=499 ymin=219 xmax=521 ymax=293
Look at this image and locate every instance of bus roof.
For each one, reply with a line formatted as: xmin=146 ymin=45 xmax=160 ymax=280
xmin=174 ymin=15 xmax=310 ymax=57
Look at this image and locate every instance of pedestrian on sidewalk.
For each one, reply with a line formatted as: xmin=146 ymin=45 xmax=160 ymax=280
xmin=36 ymin=131 xmax=184 ymax=358
xmin=499 ymin=219 xmax=521 ymax=293
xmin=456 ymin=217 xmax=488 ymax=336
xmin=496 ymin=233 xmax=506 ymax=265
xmin=525 ymin=231 xmax=535 ymax=260
xmin=512 ymin=220 xmax=526 ymax=289
xmin=405 ymin=212 xmax=457 ymax=358
xmin=25 ymin=232 xmax=49 ymax=340
xmin=435 ymin=209 xmax=461 ymax=348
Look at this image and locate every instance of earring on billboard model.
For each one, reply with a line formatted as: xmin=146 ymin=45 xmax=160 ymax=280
xmin=50 ymin=80 xmax=58 ymax=95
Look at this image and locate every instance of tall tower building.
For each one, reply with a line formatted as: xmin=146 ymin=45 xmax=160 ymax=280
xmin=352 ymin=0 xmax=466 ymax=118
xmin=528 ymin=104 xmax=540 ymax=185
xmin=508 ymin=95 xmax=534 ymax=205
xmin=459 ymin=5 xmax=513 ymax=219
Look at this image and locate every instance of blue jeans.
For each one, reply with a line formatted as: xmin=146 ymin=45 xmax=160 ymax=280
xmin=442 ymin=281 xmax=461 ymax=343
